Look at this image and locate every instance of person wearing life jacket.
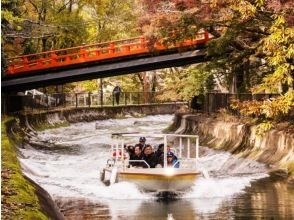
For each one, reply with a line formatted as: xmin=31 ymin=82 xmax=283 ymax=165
xmin=142 ymin=144 xmax=157 ymax=168
xmin=129 ymin=145 xmax=143 ymax=167
xmin=112 ymin=149 xmax=127 ymax=159
xmin=155 ymin=144 xmax=178 ymax=167
xmin=167 ymin=152 xmax=180 ymax=168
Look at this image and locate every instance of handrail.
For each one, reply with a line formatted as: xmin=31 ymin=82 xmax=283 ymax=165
xmin=7 ymin=36 xmax=143 ymax=60
xmin=172 ymin=160 xmax=180 ymax=168
xmin=121 ymin=133 xmax=199 ymax=138
xmin=128 ymin=160 xmax=150 ymax=168
xmin=5 ymin=31 xmax=211 ymax=75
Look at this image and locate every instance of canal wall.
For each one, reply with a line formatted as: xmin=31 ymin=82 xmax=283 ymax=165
xmin=1 ymin=118 xmax=64 ymax=220
xmin=18 ymin=103 xmax=187 ymax=130
xmin=172 ymin=113 xmax=294 ymax=181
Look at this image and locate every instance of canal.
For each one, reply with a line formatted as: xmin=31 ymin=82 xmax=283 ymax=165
xmin=19 ymin=115 xmax=294 ymax=219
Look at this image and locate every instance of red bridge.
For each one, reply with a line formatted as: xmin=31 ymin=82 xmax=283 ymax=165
xmin=3 ymin=31 xmax=212 ymax=91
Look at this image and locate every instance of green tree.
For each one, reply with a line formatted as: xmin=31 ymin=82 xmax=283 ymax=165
xmin=83 ymin=0 xmax=140 ymax=42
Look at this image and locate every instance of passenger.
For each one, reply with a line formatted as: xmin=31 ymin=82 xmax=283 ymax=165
xmin=125 ymin=145 xmax=134 ymax=157
xmin=134 ymin=143 xmax=143 ymax=151
xmin=167 ymin=152 xmax=180 ymax=168
xmin=167 ymin=144 xmax=178 ymax=161
xmin=142 ymin=144 xmax=157 ymax=168
xmin=155 ymin=144 xmax=164 ymax=156
xmin=129 ymin=145 xmax=143 ymax=167
xmin=138 ymin=137 xmax=146 ymax=149
xmin=155 ymin=144 xmax=164 ymax=167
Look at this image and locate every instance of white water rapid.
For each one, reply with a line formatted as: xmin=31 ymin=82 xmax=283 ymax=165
xmin=19 ymin=114 xmax=269 ymax=218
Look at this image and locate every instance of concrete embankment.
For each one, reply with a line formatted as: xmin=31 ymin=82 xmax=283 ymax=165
xmin=19 ymin=103 xmax=187 ymax=130
xmin=172 ymin=113 xmax=294 ymax=181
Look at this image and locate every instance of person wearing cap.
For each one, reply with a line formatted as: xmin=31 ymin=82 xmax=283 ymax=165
xmin=138 ymin=137 xmax=146 ymax=150
xmin=167 ymin=152 xmax=180 ymax=168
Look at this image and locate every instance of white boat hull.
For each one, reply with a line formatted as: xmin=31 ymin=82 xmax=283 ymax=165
xmin=102 ymin=168 xmax=200 ymax=192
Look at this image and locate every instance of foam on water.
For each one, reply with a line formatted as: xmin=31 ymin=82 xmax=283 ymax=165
xmin=19 ymin=114 xmax=269 ymax=215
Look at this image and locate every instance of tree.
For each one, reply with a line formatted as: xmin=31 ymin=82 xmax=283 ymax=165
xmin=140 ymin=0 xmax=294 ymax=123
xmin=2 ymin=0 xmax=142 ymax=94
xmin=155 ymin=65 xmax=214 ymax=101
xmin=83 ymin=0 xmax=140 ymax=42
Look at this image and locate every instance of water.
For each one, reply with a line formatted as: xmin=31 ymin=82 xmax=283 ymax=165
xmin=19 ymin=115 xmax=294 ymax=219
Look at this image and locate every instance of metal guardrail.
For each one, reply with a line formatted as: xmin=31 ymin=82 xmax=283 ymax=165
xmin=4 ymin=91 xmax=281 ymax=115
xmin=4 ymin=91 xmax=186 ymax=114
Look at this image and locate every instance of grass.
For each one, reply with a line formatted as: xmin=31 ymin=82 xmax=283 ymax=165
xmin=1 ymin=117 xmax=49 ymax=219
xmin=282 ymin=161 xmax=294 ymax=178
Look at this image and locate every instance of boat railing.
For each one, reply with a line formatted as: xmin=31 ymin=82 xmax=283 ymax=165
xmin=128 ymin=160 xmax=150 ymax=168
xmin=175 ymin=158 xmax=198 ymax=169
xmin=171 ymin=160 xmax=180 ymax=168
xmin=111 ymin=133 xmax=200 ymax=169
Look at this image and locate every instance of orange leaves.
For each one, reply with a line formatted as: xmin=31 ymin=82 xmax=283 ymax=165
xmin=231 ymin=99 xmax=264 ymax=117
xmin=230 ymin=91 xmax=294 ymax=120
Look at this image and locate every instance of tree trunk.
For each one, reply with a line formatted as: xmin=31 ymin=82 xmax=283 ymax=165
xmin=42 ymin=38 xmax=47 ymax=52
xmin=99 ymin=78 xmax=103 ymax=106
xmin=69 ymin=0 xmax=73 ymax=13
xmin=143 ymin=73 xmax=150 ymax=103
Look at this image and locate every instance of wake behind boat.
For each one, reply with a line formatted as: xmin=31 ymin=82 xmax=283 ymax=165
xmin=100 ymin=134 xmax=202 ymax=193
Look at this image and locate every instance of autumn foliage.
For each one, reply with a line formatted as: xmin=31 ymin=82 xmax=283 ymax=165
xmin=140 ymin=0 xmax=294 ymax=125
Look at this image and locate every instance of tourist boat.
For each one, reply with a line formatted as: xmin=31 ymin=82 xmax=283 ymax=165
xmin=100 ymin=134 xmax=202 ymax=193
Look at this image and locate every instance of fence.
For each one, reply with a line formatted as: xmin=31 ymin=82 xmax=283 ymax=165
xmin=199 ymin=92 xmax=280 ymax=113
xmin=4 ymin=91 xmax=282 ymax=115
xmin=4 ymin=91 xmax=181 ymax=114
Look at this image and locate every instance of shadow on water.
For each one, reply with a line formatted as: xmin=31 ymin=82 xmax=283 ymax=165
xmin=155 ymin=191 xmax=181 ymax=202
xmin=56 ymin=198 xmax=112 ymax=220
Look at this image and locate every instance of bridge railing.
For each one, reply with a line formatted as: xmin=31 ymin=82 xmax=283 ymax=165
xmin=6 ymin=31 xmax=211 ymax=75
xmin=4 ymin=91 xmax=185 ymax=114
